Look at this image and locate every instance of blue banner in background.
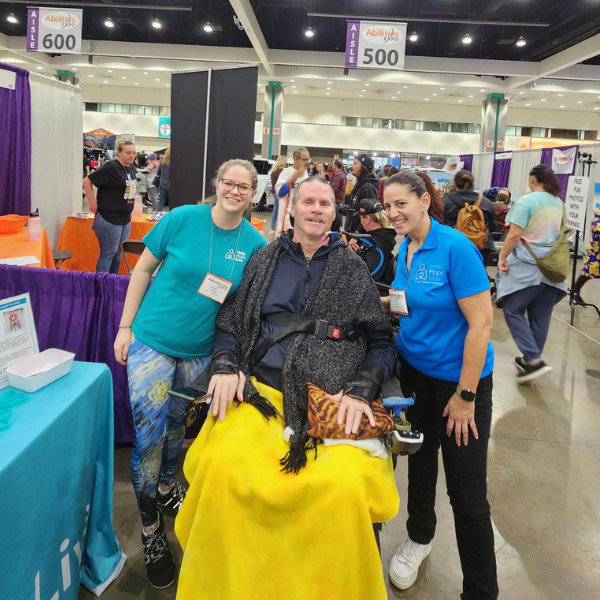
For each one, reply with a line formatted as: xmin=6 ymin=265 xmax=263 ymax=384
xmin=158 ymin=116 xmax=171 ymax=138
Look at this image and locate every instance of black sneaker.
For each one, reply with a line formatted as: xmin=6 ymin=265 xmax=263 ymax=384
xmin=514 ymin=356 xmax=527 ymax=374
xmin=157 ymin=479 xmax=187 ymax=515
xmin=142 ymin=514 xmax=176 ymax=589
xmin=516 ymin=360 xmax=553 ymax=384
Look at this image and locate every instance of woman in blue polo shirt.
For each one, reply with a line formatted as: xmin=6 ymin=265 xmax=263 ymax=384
xmin=383 ymin=171 xmax=498 ymax=600
xmin=113 ymin=158 xmax=266 ymax=590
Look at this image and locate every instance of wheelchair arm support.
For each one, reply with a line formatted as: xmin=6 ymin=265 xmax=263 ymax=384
xmin=343 ymin=361 xmax=384 ymax=405
xmin=211 ymin=350 xmax=241 ymax=376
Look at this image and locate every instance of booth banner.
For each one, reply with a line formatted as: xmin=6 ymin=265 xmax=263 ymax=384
xmin=84 ymin=128 xmax=116 ymax=150
xmin=0 ymin=68 xmax=16 ymax=90
xmin=158 ymin=116 xmax=171 ymax=138
xmin=552 ymin=146 xmax=577 ymax=174
xmin=27 ymin=7 xmax=83 ymax=54
xmin=565 ymin=176 xmax=590 ymax=233
xmin=345 ymin=20 xmax=407 ymax=70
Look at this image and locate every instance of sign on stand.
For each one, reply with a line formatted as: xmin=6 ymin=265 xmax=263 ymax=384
xmin=345 ymin=21 xmax=407 ymax=70
xmin=27 ymin=7 xmax=83 ymax=54
xmin=565 ymin=176 xmax=590 ymax=233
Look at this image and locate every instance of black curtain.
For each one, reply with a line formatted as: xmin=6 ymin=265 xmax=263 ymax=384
xmin=170 ymin=66 xmax=258 ymax=208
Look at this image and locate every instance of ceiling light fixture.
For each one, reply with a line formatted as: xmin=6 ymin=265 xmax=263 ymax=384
xmin=304 ymin=26 xmax=315 ymax=38
xmin=36 ymin=66 xmax=43 ymax=70
xmin=577 ymin=101 xmax=583 ymax=104
xmin=516 ymin=36 xmax=526 ymax=47
xmin=134 ymin=82 xmax=139 ymax=85
xmin=152 ymin=17 xmax=162 ymax=30
xmin=107 ymin=69 xmax=112 ymax=73
xmin=409 ymin=31 xmax=418 ymax=42
xmin=7 ymin=12 xmax=18 ymax=24
xmin=365 ymin=83 xmax=370 ymax=87
xmin=105 ymin=17 xmax=114 ymax=29
xmin=203 ymin=22 xmax=213 ymax=33
xmin=327 ymin=81 xmax=332 ymax=84
xmin=392 ymin=96 xmax=396 ymax=99
xmin=525 ymin=103 xmax=531 ymax=106
xmin=104 ymin=80 xmax=108 ymax=84
xmin=462 ymin=34 xmax=472 ymax=44
xmin=560 ymin=105 xmax=565 ymax=108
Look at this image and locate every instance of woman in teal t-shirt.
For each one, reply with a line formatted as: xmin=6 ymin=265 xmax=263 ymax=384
xmin=113 ymin=159 xmax=266 ymax=590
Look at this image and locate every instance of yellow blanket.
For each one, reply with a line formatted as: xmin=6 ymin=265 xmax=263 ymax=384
xmin=175 ymin=379 xmax=399 ymax=600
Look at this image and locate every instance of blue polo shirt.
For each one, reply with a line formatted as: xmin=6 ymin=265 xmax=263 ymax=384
xmin=392 ymin=218 xmax=494 ymax=381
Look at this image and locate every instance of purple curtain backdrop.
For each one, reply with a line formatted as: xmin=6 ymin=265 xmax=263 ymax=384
xmin=459 ymin=154 xmax=473 ymax=172
xmin=491 ymin=152 xmax=512 ymax=188
xmin=540 ymin=145 xmax=579 ymax=200
xmin=0 ymin=63 xmax=32 ymax=216
xmin=0 ymin=265 xmax=134 ymax=443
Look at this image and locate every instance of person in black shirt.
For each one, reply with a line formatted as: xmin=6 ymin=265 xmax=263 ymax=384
xmin=83 ymin=140 xmax=137 ymax=273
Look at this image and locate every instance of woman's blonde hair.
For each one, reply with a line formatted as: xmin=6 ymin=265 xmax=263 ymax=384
xmin=116 ymin=139 xmax=135 ymax=153
xmin=370 ymin=210 xmax=394 ymax=228
xmin=161 ymin=148 xmax=171 ymax=165
xmin=274 ymin=155 xmax=287 ymax=170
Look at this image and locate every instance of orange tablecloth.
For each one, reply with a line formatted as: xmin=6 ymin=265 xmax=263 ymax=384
xmin=56 ymin=215 xmax=156 ymax=274
xmin=0 ymin=226 xmax=54 ymax=268
xmin=56 ymin=214 xmax=266 ymax=275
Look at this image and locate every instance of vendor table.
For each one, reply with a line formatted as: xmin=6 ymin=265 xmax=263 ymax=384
xmin=56 ymin=214 xmax=266 ymax=275
xmin=55 ymin=215 xmax=156 ymax=274
xmin=0 ymin=362 xmax=126 ymax=598
xmin=0 ymin=226 xmax=54 ymax=268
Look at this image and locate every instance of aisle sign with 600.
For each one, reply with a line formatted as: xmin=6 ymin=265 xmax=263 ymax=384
xmin=27 ymin=7 xmax=83 ymax=55
xmin=345 ymin=20 xmax=407 ymax=70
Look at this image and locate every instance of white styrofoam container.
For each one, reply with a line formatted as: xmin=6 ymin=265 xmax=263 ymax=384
xmin=6 ymin=348 xmax=75 ymax=393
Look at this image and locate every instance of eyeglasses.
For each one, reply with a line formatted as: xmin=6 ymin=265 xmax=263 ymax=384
xmin=219 ymin=179 xmax=254 ymax=195
xmin=300 ymin=157 xmax=311 ymax=162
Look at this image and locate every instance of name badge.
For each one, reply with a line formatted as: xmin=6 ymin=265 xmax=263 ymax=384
xmin=389 ymin=289 xmax=409 ymax=316
xmin=198 ymin=273 xmax=233 ymax=304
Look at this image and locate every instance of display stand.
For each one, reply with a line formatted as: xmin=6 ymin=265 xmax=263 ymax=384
xmin=569 ymin=152 xmax=599 ymax=324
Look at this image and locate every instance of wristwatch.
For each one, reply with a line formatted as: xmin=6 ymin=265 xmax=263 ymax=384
xmin=456 ymin=384 xmax=476 ymax=402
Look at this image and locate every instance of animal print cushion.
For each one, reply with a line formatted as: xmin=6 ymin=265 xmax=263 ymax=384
xmin=306 ymin=383 xmax=394 ymax=440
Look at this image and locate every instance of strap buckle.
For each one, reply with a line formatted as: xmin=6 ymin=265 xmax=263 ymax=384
xmin=314 ymin=319 xmax=329 ymax=340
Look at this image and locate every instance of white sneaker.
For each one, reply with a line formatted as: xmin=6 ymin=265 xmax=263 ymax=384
xmin=389 ymin=538 xmax=432 ymax=590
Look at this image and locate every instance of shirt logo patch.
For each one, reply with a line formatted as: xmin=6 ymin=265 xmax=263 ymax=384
xmin=414 ymin=263 xmax=445 ymax=286
xmin=225 ymin=249 xmax=247 ymax=263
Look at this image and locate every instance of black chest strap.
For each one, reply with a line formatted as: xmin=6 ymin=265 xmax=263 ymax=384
xmin=252 ymin=312 xmax=358 ymax=365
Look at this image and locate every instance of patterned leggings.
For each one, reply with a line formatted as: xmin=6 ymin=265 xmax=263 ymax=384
xmin=127 ymin=335 xmax=210 ymax=526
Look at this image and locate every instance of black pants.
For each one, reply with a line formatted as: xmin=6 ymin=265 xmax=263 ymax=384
xmin=399 ymin=357 xmax=498 ymax=600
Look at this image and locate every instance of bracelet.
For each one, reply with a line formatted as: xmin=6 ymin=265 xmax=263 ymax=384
xmin=118 ymin=325 xmax=131 ymax=329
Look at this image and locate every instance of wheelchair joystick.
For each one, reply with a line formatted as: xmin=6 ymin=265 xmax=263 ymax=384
xmin=382 ymin=397 xmax=424 ymax=456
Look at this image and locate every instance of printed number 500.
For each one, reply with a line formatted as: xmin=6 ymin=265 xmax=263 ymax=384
xmin=363 ymin=48 xmax=400 ymax=66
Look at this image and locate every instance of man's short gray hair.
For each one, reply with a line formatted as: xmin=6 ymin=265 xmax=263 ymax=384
xmin=292 ymin=175 xmax=335 ymax=207
xmin=293 ymin=147 xmax=308 ymax=160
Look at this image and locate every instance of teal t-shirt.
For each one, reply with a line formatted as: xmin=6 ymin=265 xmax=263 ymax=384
xmin=506 ymin=191 xmax=564 ymax=246
xmin=132 ymin=204 xmax=266 ymax=357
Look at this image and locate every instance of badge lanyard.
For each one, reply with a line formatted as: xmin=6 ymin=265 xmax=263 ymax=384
xmin=122 ymin=163 xmax=136 ymax=200
xmin=197 ymin=221 xmax=242 ymax=304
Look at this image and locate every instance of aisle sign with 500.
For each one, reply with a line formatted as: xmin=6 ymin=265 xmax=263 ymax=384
xmin=27 ymin=7 xmax=83 ymax=55
xmin=345 ymin=20 xmax=407 ymax=70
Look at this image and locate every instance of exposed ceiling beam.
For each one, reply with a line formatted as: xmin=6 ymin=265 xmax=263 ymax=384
xmin=228 ymin=0 xmax=274 ymax=77
xmin=6 ymin=0 xmax=191 ymax=10
xmin=506 ymin=31 xmax=600 ymax=89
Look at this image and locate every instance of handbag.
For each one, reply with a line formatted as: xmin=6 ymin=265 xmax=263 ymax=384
xmin=306 ymin=383 xmax=394 ymax=440
xmin=521 ymin=206 xmax=570 ymax=283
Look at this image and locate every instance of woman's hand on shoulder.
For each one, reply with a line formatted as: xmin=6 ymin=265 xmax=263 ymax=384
xmin=114 ymin=328 xmax=132 ymax=366
xmin=442 ymin=392 xmax=478 ymax=446
xmin=207 ymin=372 xmax=246 ymax=421
xmin=325 ymin=390 xmax=375 ymax=435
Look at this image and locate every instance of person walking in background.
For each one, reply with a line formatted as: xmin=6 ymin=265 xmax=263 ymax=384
xmin=275 ymin=146 xmax=311 ymax=235
xmin=83 ymin=139 xmax=137 ymax=273
xmin=496 ymin=164 xmax=567 ymax=383
xmin=269 ymin=155 xmax=287 ymax=235
xmin=443 ymin=170 xmax=497 ymax=264
xmin=346 ymin=154 xmax=378 ymax=232
xmin=113 ymin=159 xmax=266 ymax=589
xmin=156 ymin=148 xmax=171 ymax=212
xmin=572 ymin=208 xmax=600 ymax=305
xmin=330 ymin=159 xmax=347 ymax=207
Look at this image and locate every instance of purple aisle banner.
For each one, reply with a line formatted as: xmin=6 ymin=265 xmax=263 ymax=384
xmin=345 ymin=20 xmax=360 ymax=68
xmin=27 ymin=8 xmax=39 ymax=52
